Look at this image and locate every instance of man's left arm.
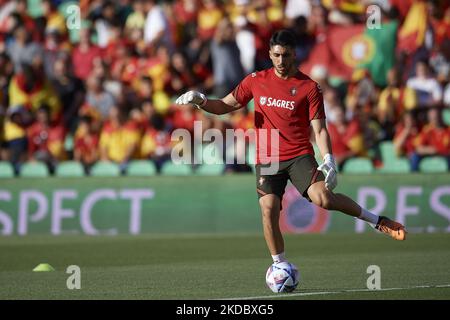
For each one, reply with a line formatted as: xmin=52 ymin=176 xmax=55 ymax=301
xmin=311 ymin=118 xmax=338 ymax=191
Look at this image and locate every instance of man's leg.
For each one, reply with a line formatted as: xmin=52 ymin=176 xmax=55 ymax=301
xmin=259 ymin=194 xmax=284 ymax=257
xmin=307 ymin=181 xmax=361 ymax=217
xmin=307 ymin=181 xmax=406 ymax=240
xmin=256 ymin=161 xmax=289 ymax=263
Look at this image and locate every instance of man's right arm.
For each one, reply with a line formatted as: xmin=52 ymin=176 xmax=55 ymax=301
xmin=202 ymin=93 xmax=244 ymax=115
xmin=175 ymin=91 xmax=244 ymax=115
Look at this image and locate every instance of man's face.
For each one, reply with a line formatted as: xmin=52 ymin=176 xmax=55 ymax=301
xmin=36 ymin=109 xmax=50 ymax=125
xmin=269 ymin=45 xmax=296 ymax=77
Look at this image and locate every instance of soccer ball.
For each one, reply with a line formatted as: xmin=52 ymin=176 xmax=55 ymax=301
xmin=265 ymin=261 xmax=299 ymax=293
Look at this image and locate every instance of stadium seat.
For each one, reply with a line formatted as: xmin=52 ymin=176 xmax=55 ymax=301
xmin=198 ymin=143 xmax=223 ymax=165
xmin=247 ymin=99 xmax=255 ymax=112
xmin=246 ymin=143 xmax=256 ymax=173
xmin=443 ymin=108 xmax=450 ymax=126
xmin=19 ymin=162 xmax=49 ymax=178
xmin=64 ymin=135 xmax=74 ymax=153
xmin=224 ymin=143 xmax=236 ymax=164
xmin=419 ymin=157 xmax=448 ymax=173
xmin=55 ymin=161 xmax=85 ymax=177
xmin=126 ymin=160 xmax=157 ymax=177
xmin=246 ymin=143 xmax=256 ymax=165
xmin=223 ymin=142 xmax=252 ymax=165
xmin=329 ymin=76 xmax=345 ymax=88
xmin=58 ymin=0 xmax=79 ymax=17
xmin=380 ymin=141 xmax=397 ymax=163
xmin=222 ymin=143 xmax=255 ymax=173
xmin=342 ymin=158 xmax=374 ymax=174
xmin=161 ymin=162 xmax=192 ymax=175
xmin=27 ymin=0 xmax=43 ymax=18
xmin=195 ymin=163 xmax=225 ymax=176
xmin=378 ymin=158 xmax=410 ymax=174
xmin=58 ymin=1 xmax=86 ymax=43
xmin=0 ymin=161 xmax=15 ymax=178
xmin=90 ymin=162 xmax=121 ymax=177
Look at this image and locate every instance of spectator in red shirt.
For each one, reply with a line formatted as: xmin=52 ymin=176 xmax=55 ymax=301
xmin=410 ymin=107 xmax=450 ymax=171
xmin=72 ymin=28 xmax=102 ymax=81
xmin=174 ymin=0 xmax=198 ymax=26
xmin=327 ymin=106 xmax=366 ymax=171
xmin=173 ymin=0 xmax=199 ymax=45
xmin=140 ymin=113 xmax=172 ymax=172
xmin=27 ymin=105 xmax=66 ymax=173
xmin=429 ymin=0 xmax=450 ymax=47
xmin=393 ymin=111 xmax=419 ymax=159
xmin=169 ymin=103 xmax=198 ymax=134
xmin=74 ymin=115 xmax=99 ymax=174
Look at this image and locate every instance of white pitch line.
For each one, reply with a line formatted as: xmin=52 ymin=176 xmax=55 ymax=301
xmin=218 ymin=284 xmax=450 ymax=300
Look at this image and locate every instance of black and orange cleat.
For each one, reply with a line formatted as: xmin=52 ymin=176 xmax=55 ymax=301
xmin=375 ymin=216 xmax=407 ymax=241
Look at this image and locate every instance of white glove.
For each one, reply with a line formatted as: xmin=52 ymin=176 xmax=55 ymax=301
xmin=175 ymin=90 xmax=207 ymax=109
xmin=317 ymin=153 xmax=338 ymax=191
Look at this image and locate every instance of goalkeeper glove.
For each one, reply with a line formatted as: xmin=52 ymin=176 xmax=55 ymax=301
xmin=175 ymin=91 xmax=207 ymax=109
xmin=317 ymin=153 xmax=338 ymax=191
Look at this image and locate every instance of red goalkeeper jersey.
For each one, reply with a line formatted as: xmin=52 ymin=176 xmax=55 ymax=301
xmin=232 ymin=68 xmax=325 ymax=164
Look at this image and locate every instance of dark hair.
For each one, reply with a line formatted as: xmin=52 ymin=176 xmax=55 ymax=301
xmin=270 ymin=29 xmax=297 ymax=49
xmin=150 ymin=113 xmax=165 ymax=131
xmin=37 ymin=104 xmax=51 ymax=115
xmin=79 ymin=115 xmax=93 ymax=124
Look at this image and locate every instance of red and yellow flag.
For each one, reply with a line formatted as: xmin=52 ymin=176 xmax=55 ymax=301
xmin=397 ymin=1 xmax=428 ymax=54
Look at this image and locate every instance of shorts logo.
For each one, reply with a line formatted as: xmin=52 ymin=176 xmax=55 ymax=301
xmin=290 ymin=87 xmax=297 ymax=96
xmin=259 ymin=96 xmax=267 ymax=106
xmin=259 ymin=177 xmax=265 ymax=186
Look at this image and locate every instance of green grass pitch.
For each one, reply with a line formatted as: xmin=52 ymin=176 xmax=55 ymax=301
xmin=1 ymin=233 xmax=449 ymax=299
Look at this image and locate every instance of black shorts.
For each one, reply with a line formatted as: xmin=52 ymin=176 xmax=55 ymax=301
xmin=255 ymin=154 xmax=325 ymax=202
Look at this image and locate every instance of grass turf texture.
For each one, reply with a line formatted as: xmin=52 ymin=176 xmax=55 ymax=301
xmin=0 ymin=233 xmax=449 ymax=299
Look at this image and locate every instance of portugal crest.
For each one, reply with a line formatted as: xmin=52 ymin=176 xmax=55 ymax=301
xmin=290 ymin=87 xmax=297 ymax=96
xmin=259 ymin=96 xmax=267 ymax=106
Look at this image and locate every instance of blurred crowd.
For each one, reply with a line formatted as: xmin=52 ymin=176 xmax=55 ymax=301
xmin=0 ymin=0 xmax=449 ymax=175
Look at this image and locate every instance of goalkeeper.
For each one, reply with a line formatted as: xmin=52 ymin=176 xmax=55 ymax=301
xmin=175 ymin=29 xmax=406 ymax=266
